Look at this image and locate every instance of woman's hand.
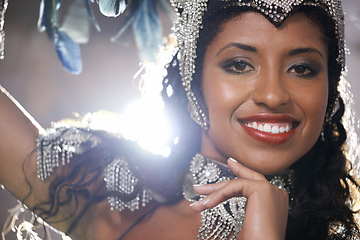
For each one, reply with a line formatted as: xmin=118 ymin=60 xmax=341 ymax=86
xmin=190 ymin=157 xmax=289 ymax=240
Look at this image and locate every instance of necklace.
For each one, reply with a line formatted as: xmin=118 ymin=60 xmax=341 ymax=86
xmin=183 ymin=153 xmax=293 ymax=240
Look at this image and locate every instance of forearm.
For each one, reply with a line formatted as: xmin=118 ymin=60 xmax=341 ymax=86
xmin=0 ymin=85 xmax=44 ymax=204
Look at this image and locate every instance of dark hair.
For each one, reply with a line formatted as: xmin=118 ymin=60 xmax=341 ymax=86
xmin=162 ymin=3 xmax=360 ymax=240
xmin=27 ymin=3 xmax=359 ymax=239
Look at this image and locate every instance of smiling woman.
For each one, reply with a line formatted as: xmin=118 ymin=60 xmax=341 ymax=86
xmin=200 ymin=12 xmax=329 ymax=174
xmin=0 ymin=1 xmax=360 ymax=240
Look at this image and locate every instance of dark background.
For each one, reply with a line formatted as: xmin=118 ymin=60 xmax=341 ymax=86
xmin=0 ymin=1 xmax=359 ymax=239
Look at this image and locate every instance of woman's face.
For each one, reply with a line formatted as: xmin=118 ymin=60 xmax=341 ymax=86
xmin=200 ymin=11 xmax=329 ymax=175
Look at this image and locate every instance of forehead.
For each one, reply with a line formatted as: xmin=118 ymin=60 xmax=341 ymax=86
xmin=208 ymin=11 xmax=327 ymax=56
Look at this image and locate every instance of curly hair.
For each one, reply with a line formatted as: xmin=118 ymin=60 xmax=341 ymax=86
xmin=162 ymin=4 xmax=360 ymax=240
xmin=26 ymin=3 xmax=360 ymax=240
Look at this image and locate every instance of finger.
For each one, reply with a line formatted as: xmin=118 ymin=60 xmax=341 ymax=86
xmin=228 ymin=157 xmax=265 ymax=181
xmin=193 ymin=182 xmax=228 ymax=195
xmin=190 ymin=178 xmax=250 ymax=211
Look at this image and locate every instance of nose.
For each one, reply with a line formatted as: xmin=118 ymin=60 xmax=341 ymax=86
xmin=251 ymin=68 xmax=291 ymax=109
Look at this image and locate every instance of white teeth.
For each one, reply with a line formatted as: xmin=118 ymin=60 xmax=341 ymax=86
xmin=279 ymin=126 xmax=285 ymax=133
xmin=271 ymin=125 xmax=280 ymax=134
xmin=244 ymin=122 xmax=292 ymax=134
xmin=264 ymin=124 xmax=271 ymax=133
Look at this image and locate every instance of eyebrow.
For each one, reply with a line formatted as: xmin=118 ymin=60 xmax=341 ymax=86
xmin=288 ymin=48 xmax=324 ymax=60
xmin=216 ymin=43 xmax=257 ymax=56
xmin=216 ymin=43 xmax=325 ymax=60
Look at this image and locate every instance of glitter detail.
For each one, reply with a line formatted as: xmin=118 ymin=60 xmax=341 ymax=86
xmin=171 ymin=0 xmax=345 ymax=129
xmin=183 ymin=153 xmax=292 ymax=239
xmin=104 ymin=158 xmax=152 ymax=212
xmin=0 ymin=0 xmax=8 ymax=59
xmin=171 ymin=0 xmax=210 ymax=129
xmin=36 ymin=127 xmax=96 ymax=181
xmin=36 ymin=127 xmax=153 ymax=212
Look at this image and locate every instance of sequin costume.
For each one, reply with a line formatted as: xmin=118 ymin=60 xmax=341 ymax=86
xmin=35 ymin=127 xmax=293 ymax=240
xmin=37 ymin=127 xmax=153 ymax=212
xmin=170 ymin=0 xmax=345 ymax=129
xmin=31 ymin=1 xmax=357 ymax=240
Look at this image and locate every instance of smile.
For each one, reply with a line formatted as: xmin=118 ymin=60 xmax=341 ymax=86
xmin=244 ymin=122 xmax=292 ymax=134
xmin=239 ymin=114 xmax=299 ymax=145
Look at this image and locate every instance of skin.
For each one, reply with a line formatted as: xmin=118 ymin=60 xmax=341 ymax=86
xmin=0 ymin=11 xmax=330 ymax=240
xmin=200 ymin=12 xmax=329 ymax=174
xmin=191 ymin=11 xmax=329 ymax=240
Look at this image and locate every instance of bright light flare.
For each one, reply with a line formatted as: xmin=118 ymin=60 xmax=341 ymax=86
xmin=84 ymin=38 xmax=179 ymax=157
xmin=121 ymin=95 xmax=173 ymax=157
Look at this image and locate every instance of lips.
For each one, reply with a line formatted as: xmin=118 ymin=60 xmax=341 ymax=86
xmin=239 ymin=114 xmax=299 ymax=145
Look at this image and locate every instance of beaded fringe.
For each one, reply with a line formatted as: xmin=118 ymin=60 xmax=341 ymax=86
xmin=104 ymin=158 xmax=152 ymax=212
xmin=36 ymin=127 xmax=95 ymax=181
xmin=36 ymin=127 xmax=152 ymax=212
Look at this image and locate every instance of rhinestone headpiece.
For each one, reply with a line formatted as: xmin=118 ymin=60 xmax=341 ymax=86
xmin=170 ymin=0 xmax=345 ymax=129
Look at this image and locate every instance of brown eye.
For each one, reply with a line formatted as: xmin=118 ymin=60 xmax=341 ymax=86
xmin=234 ymin=61 xmax=247 ymax=71
xmin=288 ymin=63 xmax=318 ymax=78
xmin=293 ymin=65 xmax=308 ymax=74
xmin=222 ymin=59 xmax=254 ymax=74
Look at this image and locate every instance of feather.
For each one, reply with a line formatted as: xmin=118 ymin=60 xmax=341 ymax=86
xmin=98 ymin=0 xmax=127 ymax=17
xmin=158 ymin=0 xmax=178 ymax=22
xmin=38 ymin=0 xmax=57 ymax=37
xmin=83 ymin=0 xmax=101 ymax=32
xmin=37 ymin=0 xmax=46 ymax=32
xmin=54 ymin=28 xmax=82 ymax=74
xmin=132 ymin=0 xmax=162 ymax=62
xmin=60 ymin=0 xmax=90 ymax=44
xmin=111 ymin=11 xmax=134 ymax=44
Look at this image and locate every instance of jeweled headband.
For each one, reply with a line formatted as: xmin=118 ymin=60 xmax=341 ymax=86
xmin=170 ymin=0 xmax=345 ymax=129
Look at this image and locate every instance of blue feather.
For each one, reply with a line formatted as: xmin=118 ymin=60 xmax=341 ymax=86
xmin=98 ymin=0 xmax=127 ymax=17
xmin=38 ymin=0 xmax=62 ymax=39
xmin=61 ymin=0 xmax=91 ymax=44
xmin=54 ymin=28 xmax=82 ymax=74
xmin=132 ymin=0 xmax=162 ymax=62
xmin=83 ymin=0 xmax=101 ymax=32
xmin=38 ymin=0 xmax=55 ymax=37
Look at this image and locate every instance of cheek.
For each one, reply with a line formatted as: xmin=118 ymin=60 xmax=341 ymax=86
xmin=202 ymin=72 xmax=251 ymax=122
xmin=295 ymin=80 xmax=328 ymax=135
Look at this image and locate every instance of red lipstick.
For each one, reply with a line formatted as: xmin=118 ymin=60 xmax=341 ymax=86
xmin=239 ymin=114 xmax=298 ymax=145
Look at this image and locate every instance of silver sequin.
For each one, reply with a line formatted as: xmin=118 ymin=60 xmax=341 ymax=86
xmin=171 ymin=0 xmax=345 ymax=129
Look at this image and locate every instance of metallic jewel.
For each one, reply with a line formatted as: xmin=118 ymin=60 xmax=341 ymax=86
xmin=170 ymin=0 xmax=345 ymax=129
xmin=36 ymin=127 xmax=96 ymax=181
xmin=184 ymin=153 xmax=292 ymax=239
xmin=36 ymin=127 xmax=152 ymax=212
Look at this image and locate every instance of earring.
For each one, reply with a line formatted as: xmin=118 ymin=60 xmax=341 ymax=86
xmin=189 ymin=102 xmax=209 ymax=130
xmin=325 ymin=95 xmax=339 ymax=124
xmin=321 ymin=128 xmax=325 ymax=142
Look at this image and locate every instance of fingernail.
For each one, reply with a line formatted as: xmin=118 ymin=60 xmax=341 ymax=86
xmin=228 ymin=157 xmax=238 ymax=163
xmin=193 ymin=184 xmax=204 ymax=188
xmin=202 ymin=198 xmax=211 ymax=206
xmin=190 ymin=198 xmax=210 ymax=208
